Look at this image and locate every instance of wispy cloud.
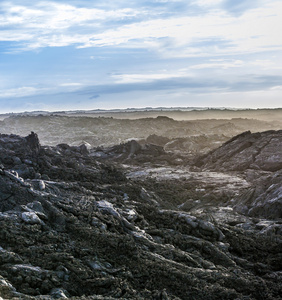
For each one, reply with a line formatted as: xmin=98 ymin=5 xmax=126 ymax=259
xmin=1 ymin=0 xmax=281 ymax=57
xmin=193 ymin=0 xmax=224 ymax=8
xmin=112 ymin=70 xmax=190 ymax=84
xmin=0 ymin=86 xmax=42 ymax=98
xmin=0 ymin=82 xmax=83 ymax=98
xmin=74 ymin=74 xmax=282 ymax=96
xmin=59 ymin=82 xmax=83 ymax=87
xmin=190 ymin=60 xmax=244 ymax=70
xmin=3 ymin=72 xmax=280 ymax=105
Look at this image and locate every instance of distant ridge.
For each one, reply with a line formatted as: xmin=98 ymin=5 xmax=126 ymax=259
xmin=1 ymin=106 xmax=282 ymax=118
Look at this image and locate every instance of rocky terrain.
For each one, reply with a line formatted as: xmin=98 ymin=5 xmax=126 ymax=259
xmin=0 ymin=128 xmax=282 ymax=299
xmin=0 ymin=114 xmax=280 ymax=152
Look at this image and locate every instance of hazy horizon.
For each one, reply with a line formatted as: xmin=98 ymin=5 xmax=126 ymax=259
xmin=1 ymin=105 xmax=282 ymax=115
xmin=1 ymin=106 xmax=282 ymax=118
xmin=1 ymin=0 xmax=282 ymax=113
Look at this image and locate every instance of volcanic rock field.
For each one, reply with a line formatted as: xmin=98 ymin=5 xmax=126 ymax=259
xmin=0 ymin=110 xmax=282 ymax=299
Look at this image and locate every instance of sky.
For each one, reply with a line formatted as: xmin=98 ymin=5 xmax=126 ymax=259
xmin=0 ymin=0 xmax=282 ymax=113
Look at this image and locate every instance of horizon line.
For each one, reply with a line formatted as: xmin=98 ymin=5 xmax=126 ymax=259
xmin=1 ymin=106 xmax=282 ymax=116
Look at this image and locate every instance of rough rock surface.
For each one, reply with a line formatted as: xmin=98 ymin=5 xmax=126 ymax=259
xmin=231 ymin=171 xmax=282 ymax=220
xmin=0 ymin=132 xmax=282 ymax=299
xmin=90 ymin=140 xmax=182 ymax=165
xmin=195 ymin=130 xmax=282 ymax=172
xmin=194 ymin=130 xmax=282 ymax=220
xmin=163 ymin=134 xmax=228 ymax=156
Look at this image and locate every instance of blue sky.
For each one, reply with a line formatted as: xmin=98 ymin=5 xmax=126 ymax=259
xmin=0 ymin=0 xmax=282 ymax=113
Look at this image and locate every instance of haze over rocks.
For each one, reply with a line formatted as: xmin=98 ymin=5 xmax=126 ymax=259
xmin=0 ymin=109 xmax=282 ymax=299
xmin=0 ymin=112 xmax=279 ymax=150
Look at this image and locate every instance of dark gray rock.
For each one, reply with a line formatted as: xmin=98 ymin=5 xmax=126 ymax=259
xmin=233 ymin=171 xmax=282 ymax=219
xmin=146 ymin=134 xmax=170 ymax=146
xmin=193 ymin=130 xmax=282 ymax=220
xmin=195 ymin=130 xmax=282 ymax=172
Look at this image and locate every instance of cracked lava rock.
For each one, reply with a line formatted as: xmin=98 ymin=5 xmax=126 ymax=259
xmin=0 ymin=132 xmax=282 ymax=299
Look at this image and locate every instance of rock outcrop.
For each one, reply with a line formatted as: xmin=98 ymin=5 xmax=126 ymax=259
xmin=195 ymin=130 xmax=282 ymax=172
xmin=231 ymin=171 xmax=282 ymax=219
xmin=194 ymin=130 xmax=282 ymax=220
xmin=91 ymin=140 xmax=170 ymax=165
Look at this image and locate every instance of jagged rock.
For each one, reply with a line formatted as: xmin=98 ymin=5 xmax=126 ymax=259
xmin=21 ymin=212 xmax=43 ymax=225
xmin=38 ymin=180 xmax=45 ymax=190
xmin=0 ymin=247 xmax=23 ymax=265
xmin=50 ymin=288 xmax=69 ymax=299
xmin=164 ymin=134 xmax=228 ymax=156
xmin=159 ymin=210 xmax=225 ymax=241
xmin=12 ymin=164 xmax=35 ymax=179
xmin=91 ymin=217 xmax=107 ymax=230
xmin=97 ymin=200 xmax=120 ymax=217
xmin=193 ymin=130 xmax=282 ymax=220
xmin=0 ymin=275 xmax=17 ymax=299
xmin=97 ymin=139 xmax=166 ymax=163
xmin=21 ymin=203 xmax=48 ymax=221
xmin=25 ymin=131 xmax=40 ymax=155
xmin=195 ymin=130 xmax=282 ymax=172
xmin=231 ymin=171 xmax=282 ymax=219
xmin=26 ymin=201 xmax=45 ymax=213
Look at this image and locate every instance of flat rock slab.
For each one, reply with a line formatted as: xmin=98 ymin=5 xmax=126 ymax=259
xmin=126 ymin=166 xmax=250 ymax=195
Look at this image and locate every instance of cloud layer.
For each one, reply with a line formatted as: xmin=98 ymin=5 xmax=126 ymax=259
xmin=0 ymin=0 xmax=281 ymax=112
xmin=1 ymin=1 xmax=282 ymax=54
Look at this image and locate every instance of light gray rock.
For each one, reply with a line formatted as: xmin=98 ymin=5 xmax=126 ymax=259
xmin=21 ymin=212 xmax=43 ymax=225
xmin=97 ymin=200 xmax=120 ymax=217
xmin=38 ymin=180 xmax=45 ymax=190
xmin=50 ymin=288 xmax=69 ymax=299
